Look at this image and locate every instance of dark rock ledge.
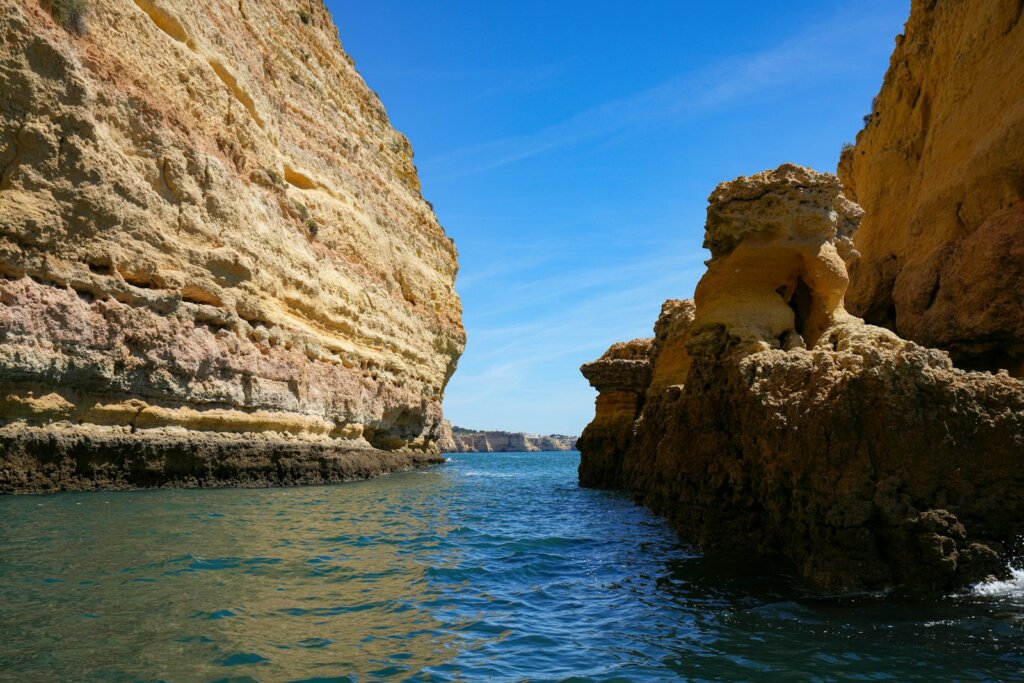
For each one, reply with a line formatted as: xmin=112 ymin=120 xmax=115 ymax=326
xmin=0 ymin=426 xmax=443 ymax=494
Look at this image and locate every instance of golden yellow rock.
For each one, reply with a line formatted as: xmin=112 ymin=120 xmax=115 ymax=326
xmin=693 ymin=164 xmax=861 ymax=352
xmin=647 ymin=299 xmax=695 ymax=392
xmin=579 ymin=162 xmax=1024 ymax=596
xmin=0 ymin=0 xmax=464 ymax=489
xmin=839 ymin=0 xmax=1024 ymax=375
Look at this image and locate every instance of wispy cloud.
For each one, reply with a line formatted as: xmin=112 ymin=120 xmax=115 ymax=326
xmin=368 ymin=61 xmax=573 ymax=117
xmin=467 ymin=244 xmax=701 ymax=321
xmin=446 ymin=245 xmax=707 ymax=418
xmin=435 ymin=4 xmax=906 ymax=433
xmin=423 ymin=10 xmax=894 ymax=180
xmin=453 ymin=240 xmax=574 ymax=289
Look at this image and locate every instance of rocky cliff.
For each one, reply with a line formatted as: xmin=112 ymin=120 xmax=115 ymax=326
xmin=839 ymin=0 xmax=1024 ymax=376
xmin=579 ymin=165 xmax=1024 ymax=595
xmin=437 ymin=420 xmax=577 ymax=453
xmin=0 ymin=0 xmax=463 ymax=491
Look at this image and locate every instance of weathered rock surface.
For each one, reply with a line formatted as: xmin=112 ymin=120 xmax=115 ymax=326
xmin=839 ymin=0 xmax=1024 ymax=376
xmin=439 ymin=420 xmax=577 ymax=453
xmin=0 ymin=0 xmax=464 ymax=489
xmin=0 ymin=424 xmax=444 ymax=493
xmin=579 ymin=164 xmax=1024 ymax=595
xmin=695 ymin=166 xmax=862 ymax=352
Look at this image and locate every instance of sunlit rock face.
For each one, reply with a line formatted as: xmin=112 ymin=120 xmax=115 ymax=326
xmin=647 ymin=299 xmax=696 ymax=393
xmin=579 ymin=164 xmax=1024 ymax=596
xmin=839 ymin=0 xmax=1024 ymax=376
xmin=0 ymin=0 xmax=463 ymax=489
xmin=577 ymin=337 xmax=654 ymax=488
xmin=577 ymin=302 xmax=695 ymax=488
xmin=694 ymin=165 xmax=861 ymax=352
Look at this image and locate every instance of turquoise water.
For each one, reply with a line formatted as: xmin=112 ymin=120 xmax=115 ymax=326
xmin=1 ymin=452 xmax=1022 ymax=682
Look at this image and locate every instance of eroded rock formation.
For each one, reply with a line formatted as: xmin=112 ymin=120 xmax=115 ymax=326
xmin=439 ymin=420 xmax=577 ymax=453
xmin=579 ymin=164 xmax=1024 ymax=595
xmin=695 ymin=167 xmax=862 ymax=352
xmin=839 ymin=0 xmax=1024 ymax=376
xmin=576 ymin=303 xmax=694 ymax=486
xmin=0 ymin=0 xmax=463 ymax=490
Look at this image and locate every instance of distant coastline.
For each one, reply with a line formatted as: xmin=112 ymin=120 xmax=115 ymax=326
xmin=438 ymin=420 xmax=577 ymax=453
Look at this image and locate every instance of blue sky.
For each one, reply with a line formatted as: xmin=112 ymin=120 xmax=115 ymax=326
xmin=327 ymin=1 xmax=911 ymax=435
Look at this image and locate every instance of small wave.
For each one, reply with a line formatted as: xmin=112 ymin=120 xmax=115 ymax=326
xmin=970 ymin=568 xmax=1024 ymax=597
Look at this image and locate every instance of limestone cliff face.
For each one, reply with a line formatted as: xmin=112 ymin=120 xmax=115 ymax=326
xmin=839 ymin=0 xmax=1024 ymax=376
xmin=0 ymin=0 xmax=463 ymax=489
xmin=579 ymin=165 xmax=1024 ymax=595
xmin=439 ymin=420 xmax=578 ymax=453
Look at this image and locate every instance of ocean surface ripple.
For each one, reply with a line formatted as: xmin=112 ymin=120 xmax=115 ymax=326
xmin=1 ymin=452 xmax=1022 ymax=681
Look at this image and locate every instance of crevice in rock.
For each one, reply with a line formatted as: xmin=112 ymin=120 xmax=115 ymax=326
xmin=775 ymin=276 xmax=816 ymax=350
xmin=132 ymin=0 xmax=195 ymax=48
xmin=955 ymin=201 xmax=970 ymax=233
xmin=193 ymin=317 xmax=233 ymax=333
xmin=208 ymin=59 xmax=265 ymax=130
xmin=26 ymin=273 xmax=64 ymax=290
xmin=131 ymin=0 xmax=264 ymax=130
xmin=128 ymin=404 xmax=146 ymax=434
xmin=180 ymin=285 xmax=223 ymax=308
xmin=118 ymin=271 xmax=161 ymax=290
xmin=1008 ymin=0 xmax=1023 ymax=34
xmin=923 ymin=271 xmax=941 ymax=311
xmin=283 ymin=165 xmax=317 ymax=190
xmin=788 ymin=276 xmax=814 ymax=346
xmin=950 ymin=344 xmax=1024 ymax=378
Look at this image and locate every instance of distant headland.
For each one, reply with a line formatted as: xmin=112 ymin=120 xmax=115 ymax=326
xmin=438 ymin=420 xmax=577 ymax=453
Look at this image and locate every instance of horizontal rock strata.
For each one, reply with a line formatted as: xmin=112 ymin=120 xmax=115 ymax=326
xmin=579 ymin=164 xmax=1024 ymax=596
xmin=0 ymin=0 xmax=464 ymax=489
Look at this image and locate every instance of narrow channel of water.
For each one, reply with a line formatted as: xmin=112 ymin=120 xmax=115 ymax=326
xmin=1 ymin=452 xmax=1021 ymax=681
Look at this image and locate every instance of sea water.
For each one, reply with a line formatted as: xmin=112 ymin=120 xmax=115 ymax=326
xmin=0 ymin=452 xmax=1022 ymax=681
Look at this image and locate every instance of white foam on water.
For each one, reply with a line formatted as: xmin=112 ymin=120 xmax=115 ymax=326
xmin=970 ymin=568 xmax=1024 ymax=598
xmin=923 ymin=619 xmax=959 ymax=627
xmin=460 ymin=470 xmax=516 ymax=478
